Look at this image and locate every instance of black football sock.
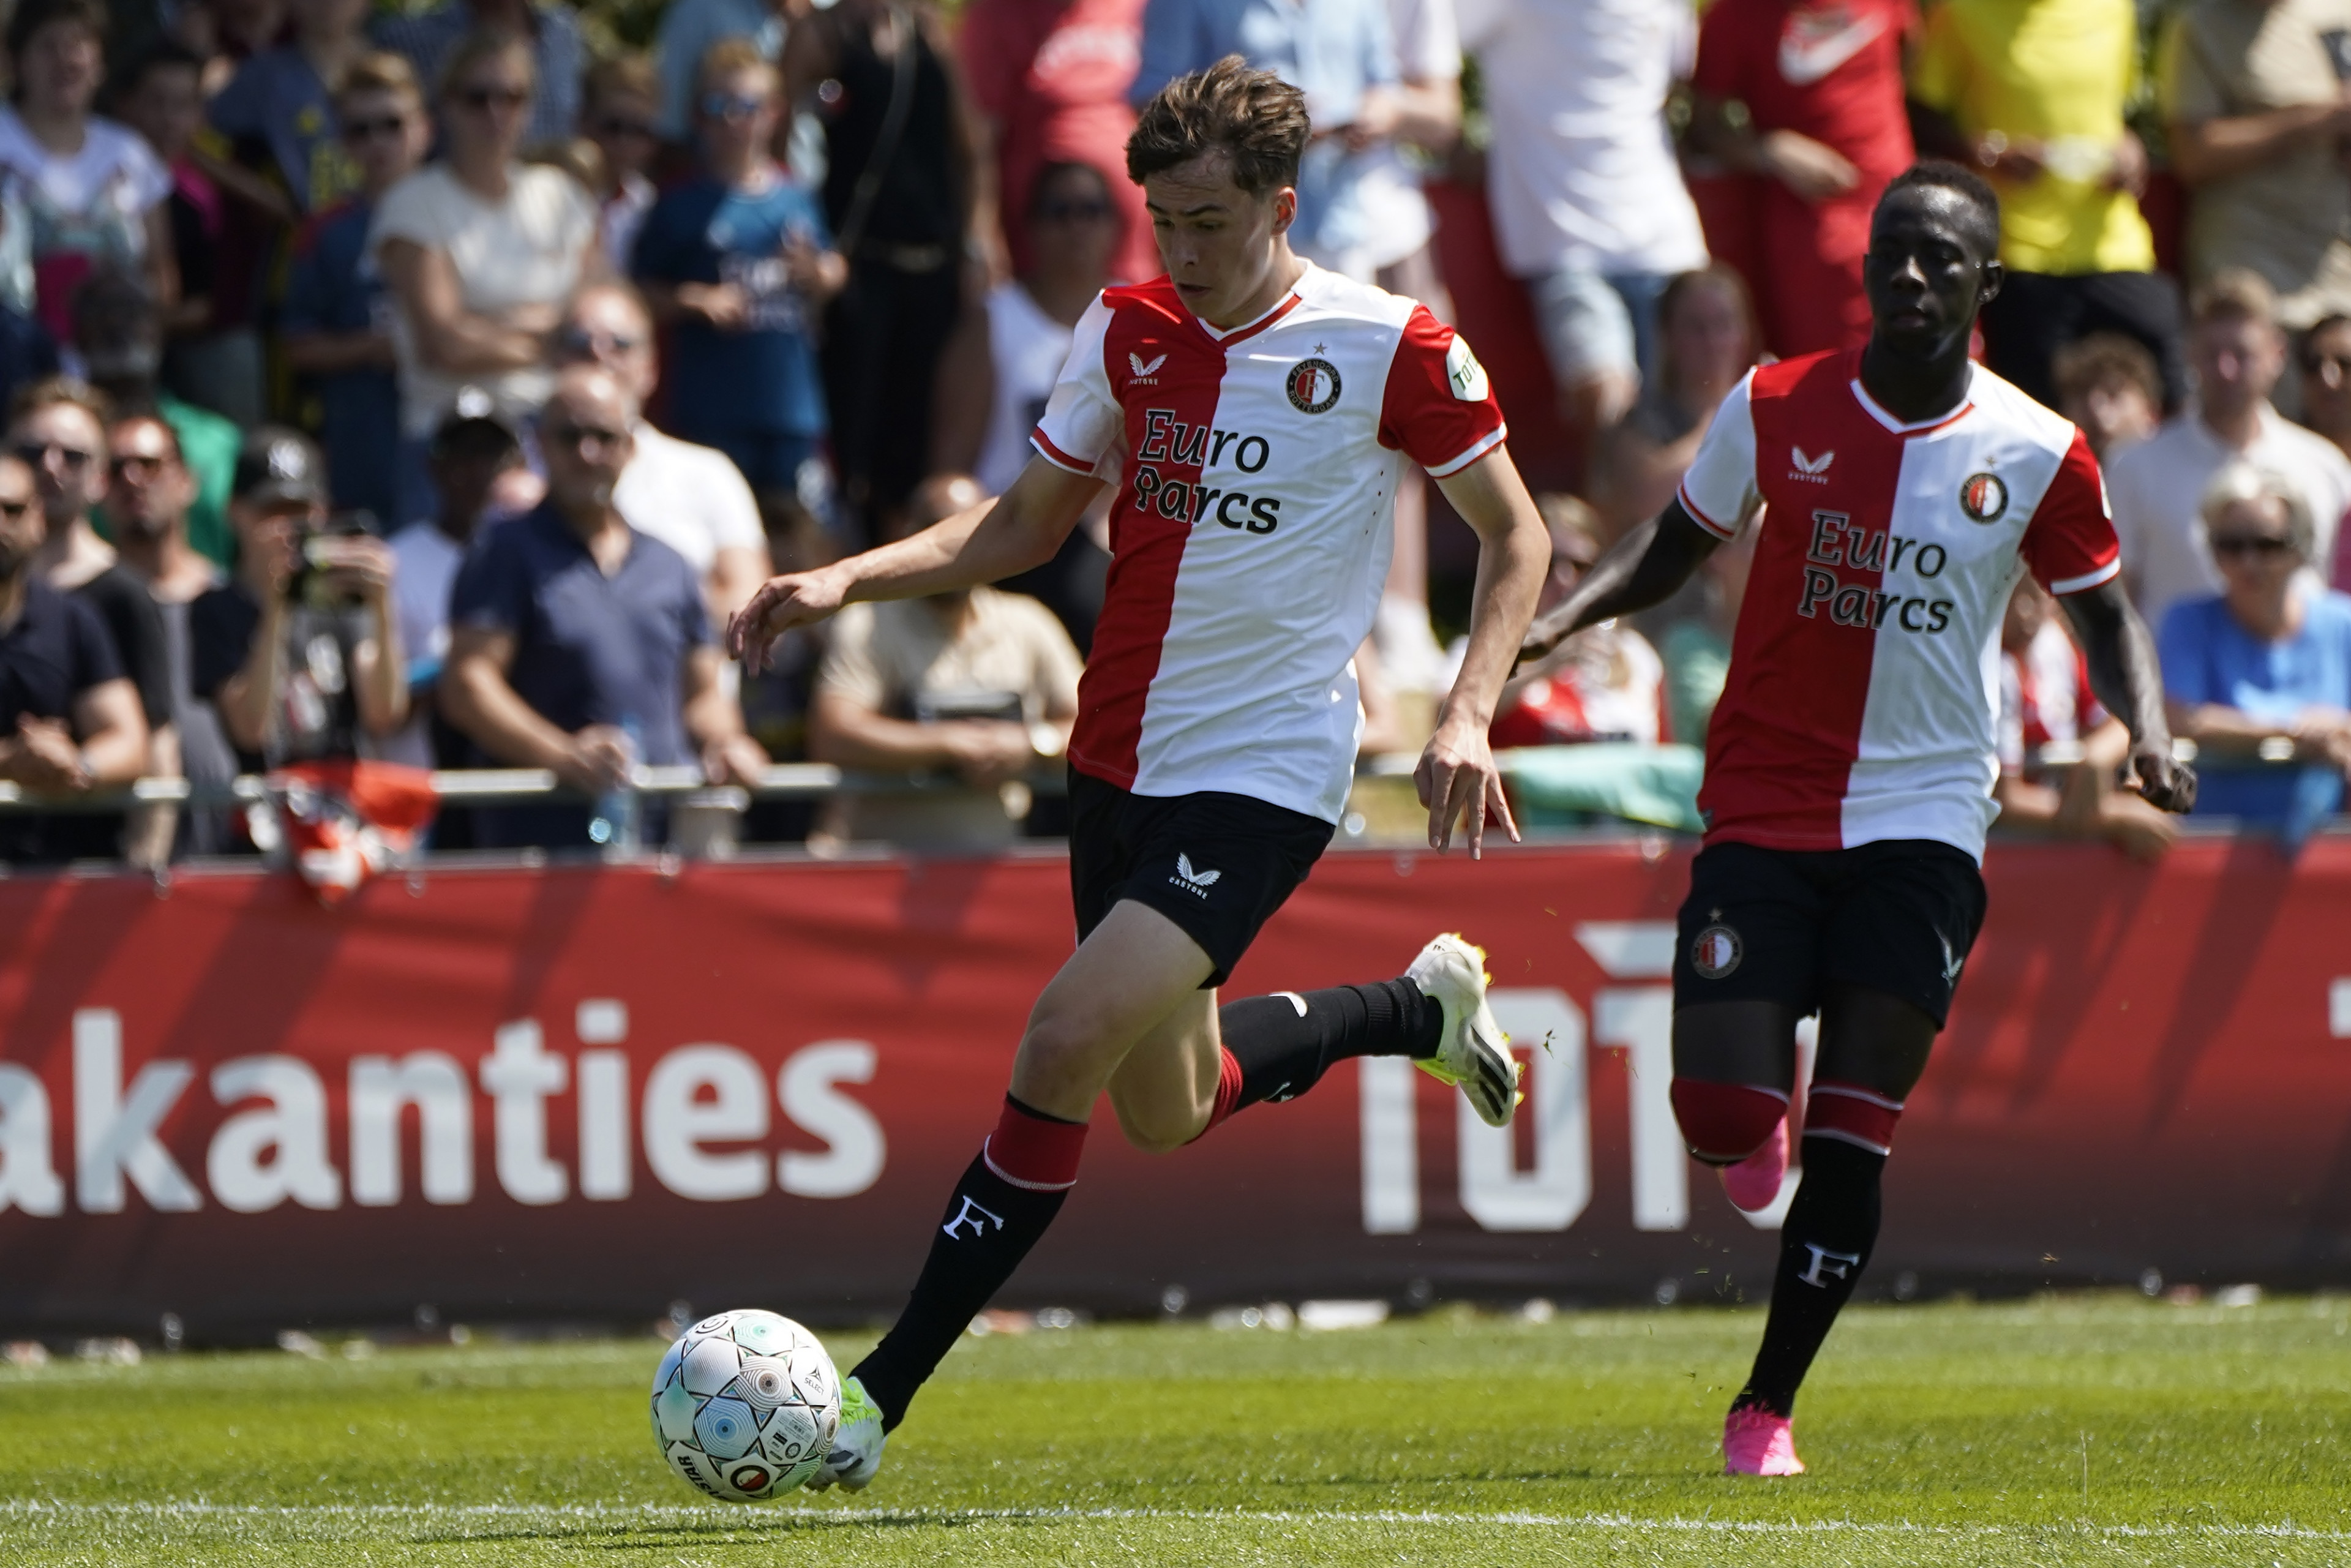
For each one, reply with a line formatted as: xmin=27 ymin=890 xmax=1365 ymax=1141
xmin=1733 ymin=1136 xmax=1886 ymax=1419
xmin=850 ymin=1097 xmax=1084 ymax=1429
xmin=1217 ymin=978 xmax=1444 ymax=1112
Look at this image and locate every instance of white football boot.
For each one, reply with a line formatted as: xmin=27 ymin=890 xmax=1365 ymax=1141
xmin=805 ymin=1375 xmax=887 ymax=1492
xmin=1406 ymin=932 xmax=1523 ymax=1128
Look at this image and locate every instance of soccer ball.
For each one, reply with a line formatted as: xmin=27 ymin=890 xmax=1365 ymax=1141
xmin=650 ymin=1309 xmax=841 ymax=1501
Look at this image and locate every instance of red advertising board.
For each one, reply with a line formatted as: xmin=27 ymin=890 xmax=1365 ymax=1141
xmin=0 ymin=836 xmax=2347 ymax=1338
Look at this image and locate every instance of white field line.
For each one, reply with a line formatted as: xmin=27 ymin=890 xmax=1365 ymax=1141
xmin=0 ymin=1501 xmax=2345 ymax=1541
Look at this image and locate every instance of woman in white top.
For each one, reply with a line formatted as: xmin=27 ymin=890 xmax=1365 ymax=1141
xmin=0 ymin=0 xmax=175 ymax=340
xmin=369 ymin=28 xmax=601 ymax=441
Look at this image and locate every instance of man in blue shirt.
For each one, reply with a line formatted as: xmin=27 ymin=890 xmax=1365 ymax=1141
xmin=633 ymin=39 xmax=844 ymax=497
xmin=439 ymin=365 xmax=770 ymax=850
xmin=2160 ymin=461 xmax=2351 ymax=839
xmin=282 ymin=54 xmax=432 ymax=531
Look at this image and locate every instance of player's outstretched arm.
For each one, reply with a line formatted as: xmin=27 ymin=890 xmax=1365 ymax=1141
xmin=1422 ymin=447 xmax=1552 ymax=858
xmin=2058 ymin=577 xmax=2199 ymax=814
xmin=1519 ymin=498 xmax=1723 ymax=664
xmin=729 ymin=459 xmax=1106 ymax=673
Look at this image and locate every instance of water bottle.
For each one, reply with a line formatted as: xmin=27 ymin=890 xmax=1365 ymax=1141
xmin=587 ymin=719 xmax=643 ymax=855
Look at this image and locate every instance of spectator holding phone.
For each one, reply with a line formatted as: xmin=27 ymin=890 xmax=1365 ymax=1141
xmin=190 ymin=428 xmax=408 ymax=774
xmin=637 ymin=40 xmax=844 ymax=501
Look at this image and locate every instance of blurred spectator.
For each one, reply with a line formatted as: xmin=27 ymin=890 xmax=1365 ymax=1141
xmin=70 ymin=266 xmax=239 ymax=568
xmin=2297 ymin=312 xmax=2351 ymax=467
xmin=558 ymin=280 xmax=773 ymax=623
xmin=808 ymin=471 xmax=1080 ymax=849
xmin=1688 ymin=0 xmax=1917 ymax=359
xmin=656 ymin=0 xmax=789 ymax=144
xmin=386 ymin=394 xmax=523 ymax=768
xmin=102 ymin=410 xmax=239 ymax=852
xmin=2052 ymin=330 xmax=2162 ymax=462
xmin=281 ymin=53 xmax=432 ymax=532
xmin=440 ymin=366 xmax=767 ymax=850
xmin=1658 ymin=500 xmax=1757 ymax=748
xmin=0 ymin=0 xmax=178 ymax=342
xmin=2161 ymin=0 xmax=2351 ymax=334
xmin=930 ymin=158 xmax=1115 ymax=651
xmin=0 ymin=449 xmax=148 ymax=863
xmin=371 ymin=0 xmax=586 ymax=149
xmin=961 ymin=0 xmax=1152 ymax=284
xmin=2161 ymin=459 xmax=2351 ymax=836
xmin=371 ymin=31 xmax=599 ymax=458
xmin=1909 ymin=0 xmax=2185 ymax=410
xmin=190 ymin=427 xmax=408 ymax=775
xmin=2108 ymin=269 xmax=2351 ymax=631
xmin=787 ymin=0 xmax=997 ymax=536
xmin=1590 ymin=264 xmax=1761 ymax=535
xmin=583 ymin=55 xmax=661 ymax=271
xmin=1491 ymin=499 xmax=1665 ymax=748
xmin=0 ymin=288 xmax=61 ymax=425
xmin=1990 ymin=576 xmax=2178 ymax=859
xmin=176 ymin=0 xmax=291 ymax=89
xmin=635 ymin=43 xmax=843 ymax=507
xmin=114 ymin=39 xmax=273 ymax=430
xmin=1467 ymin=0 xmax=1709 ymax=433
xmin=209 ymin=0 xmax=367 ymax=216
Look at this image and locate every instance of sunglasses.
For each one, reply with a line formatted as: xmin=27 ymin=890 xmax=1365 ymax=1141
xmin=342 ymin=113 xmax=410 ymax=141
xmin=456 ymin=84 xmax=529 ymax=113
xmin=596 ymin=115 xmax=656 ymax=139
xmin=110 ymin=451 xmax=173 ymax=477
xmin=558 ymin=328 xmax=643 ymax=358
xmin=2211 ymin=533 xmax=2295 ymax=559
xmin=701 ymin=91 xmax=768 ymax=120
xmin=14 ymin=441 xmax=92 ymax=470
xmin=1037 ymin=200 xmax=1112 ymax=223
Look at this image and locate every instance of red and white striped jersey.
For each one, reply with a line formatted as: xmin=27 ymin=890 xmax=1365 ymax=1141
xmin=1678 ymin=350 xmax=2120 ymax=859
xmin=1032 ymin=264 xmax=1507 ymax=822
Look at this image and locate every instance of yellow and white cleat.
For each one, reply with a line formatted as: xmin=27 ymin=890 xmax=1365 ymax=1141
xmin=1406 ymin=932 xmax=1523 ymax=1128
xmin=804 ymin=1375 xmax=887 ymax=1492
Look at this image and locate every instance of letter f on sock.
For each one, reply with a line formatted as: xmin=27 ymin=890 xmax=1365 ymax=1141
xmin=942 ymin=1195 xmax=1005 ymax=1240
xmin=1797 ymin=1244 xmax=1862 ymax=1287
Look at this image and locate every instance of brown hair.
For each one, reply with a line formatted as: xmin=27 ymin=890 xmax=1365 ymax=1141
xmin=435 ymin=26 xmax=533 ymax=105
xmin=1655 ymin=264 xmax=1758 ymax=394
xmin=110 ymin=410 xmax=183 ymax=465
xmin=2191 ymin=267 xmax=2278 ymax=330
xmin=336 ymin=50 xmax=421 ymax=110
xmin=696 ymin=37 xmax=776 ymax=96
xmin=587 ymin=51 xmax=659 ymax=110
xmin=1127 ymin=56 xmax=1308 ymax=196
xmin=10 ymin=375 xmax=111 ymax=429
xmin=2052 ymin=331 xmax=2161 ymax=411
xmin=7 ymin=0 xmax=107 ymax=65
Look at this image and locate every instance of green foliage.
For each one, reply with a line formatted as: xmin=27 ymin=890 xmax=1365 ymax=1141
xmin=4 ymin=1294 xmax=2349 ymax=1564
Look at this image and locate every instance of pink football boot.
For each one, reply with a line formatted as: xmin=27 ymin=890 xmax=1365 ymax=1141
xmin=1723 ymin=1407 xmax=1805 ymax=1476
xmin=1720 ymin=1114 xmax=1789 ymax=1213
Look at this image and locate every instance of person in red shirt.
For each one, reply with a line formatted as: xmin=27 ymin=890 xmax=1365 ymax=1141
xmin=959 ymin=0 xmax=1157 ymax=285
xmin=1688 ymin=0 xmax=1918 ymax=359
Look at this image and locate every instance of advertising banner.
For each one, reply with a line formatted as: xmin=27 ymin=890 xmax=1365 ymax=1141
xmin=1 ymin=836 xmax=2348 ymax=1338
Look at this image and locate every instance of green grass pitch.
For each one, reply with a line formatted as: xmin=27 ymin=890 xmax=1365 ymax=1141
xmin=3 ymin=1294 xmax=2347 ymax=1566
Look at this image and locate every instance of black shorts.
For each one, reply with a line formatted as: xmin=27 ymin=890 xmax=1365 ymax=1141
xmin=1671 ymin=839 xmax=1989 ymax=1029
xmin=1068 ymin=768 xmax=1334 ymax=987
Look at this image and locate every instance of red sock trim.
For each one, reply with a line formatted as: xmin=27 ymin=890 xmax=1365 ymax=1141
xmin=981 ymin=1096 xmax=1088 ymax=1190
xmin=1190 ymin=1048 xmax=1247 ymax=1142
xmin=1669 ymin=1079 xmax=1789 ymax=1163
xmin=1803 ymin=1079 xmax=1903 ymax=1156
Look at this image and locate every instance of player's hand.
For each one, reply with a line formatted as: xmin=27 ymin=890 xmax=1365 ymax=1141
xmin=2125 ymin=740 xmax=2196 ymax=815
xmin=1415 ymin=711 xmax=1518 ymax=859
xmin=729 ymin=568 xmax=849 ymax=675
xmin=1759 ymin=130 xmax=1860 ymax=202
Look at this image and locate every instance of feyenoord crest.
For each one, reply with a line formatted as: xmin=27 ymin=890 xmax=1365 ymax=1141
xmin=1959 ymin=471 xmax=2008 ymax=523
xmin=1286 ymin=357 xmax=1342 ymax=413
xmin=1691 ymin=923 xmax=1743 ymax=980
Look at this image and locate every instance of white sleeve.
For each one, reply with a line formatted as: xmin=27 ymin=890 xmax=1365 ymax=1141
xmin=1030 ymin=294 xmax=1122 ymax=475
xmin=1675 ymin=370 xmax=1760 ymax=541
xmin=1391 ymin=0 xmax=1463 ymax=80
xmin=694 ymin=445 xmax=767 ymax=552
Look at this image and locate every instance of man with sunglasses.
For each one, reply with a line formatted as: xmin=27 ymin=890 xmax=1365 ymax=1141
xmin=440 ymin=364 xmax=769 ymax=850
xmin=283 ymin=52 xmax=432 ymax=532
xmin=634 ymin=40 xmax=844 ymax=505
xmin=1519 ymin=160 xmax=2195 ymax=1475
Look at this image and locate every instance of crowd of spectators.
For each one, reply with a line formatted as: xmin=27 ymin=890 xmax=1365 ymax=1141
xmin=0 ymin=0 xmax=2348 ymax=866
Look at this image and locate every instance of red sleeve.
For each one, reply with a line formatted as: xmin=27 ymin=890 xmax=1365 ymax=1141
xmin=955 ymin=0 xmax=1023 ymax=121
xmin=1379 ymin=306 xmax=1507 ymax=478
xmin=2022 ymin=427 xmax=2122 ymax=596
xmin=1689 ymin=0 xmax=1751 ymax=100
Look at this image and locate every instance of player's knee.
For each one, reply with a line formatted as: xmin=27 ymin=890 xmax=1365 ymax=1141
xmin=1669 ymin=1078 xmax=1789 ymax=1165
xmin=1111 ymin=1098 xmax=1201 ymax=1157
xmin=1016 ymin=1009 xmax=1112 ymax=1093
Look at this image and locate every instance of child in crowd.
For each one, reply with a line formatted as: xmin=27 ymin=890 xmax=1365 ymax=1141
xmin=281 ymin=52 xmax=432 ymax=531
xmin=2052 ymin=332 xmax=2162 ymax=464
xmin=633 ymin=39 xmax=843 ymax=500
xmin=582 ymin=54 xmax=661 ymax=274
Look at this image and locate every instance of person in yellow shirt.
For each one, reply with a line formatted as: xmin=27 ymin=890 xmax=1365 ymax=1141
xmin=1908 ymin=0 xmax=2188 ymax=410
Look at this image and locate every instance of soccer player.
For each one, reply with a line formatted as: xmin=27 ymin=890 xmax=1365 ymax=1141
xmin=729 ymin=59 xmax=1551 ymax=1488
xmin=1518 ymin=160 xmax=2196 ymax=1477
